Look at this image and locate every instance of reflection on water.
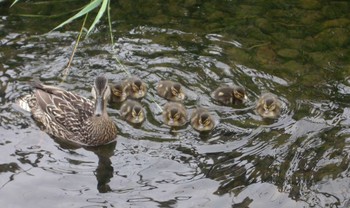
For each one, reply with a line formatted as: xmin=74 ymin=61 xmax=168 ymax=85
xmin=1 ymin=0 xmax=350 ymax=207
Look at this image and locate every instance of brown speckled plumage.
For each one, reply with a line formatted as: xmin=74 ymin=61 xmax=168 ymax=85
xmin=18 ymin=76 xmax=118 ymax=146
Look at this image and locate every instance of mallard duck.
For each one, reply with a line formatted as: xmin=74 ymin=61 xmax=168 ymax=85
xmin=156 ymin=80 xmax=185 ymax=101
xmin=256 ymin=93 xmax=281 ymax=119
xmin=120 ymin=99 xmax=145 ymax=124
xmin=17 ymin=76 xmax=118 ymax=146
xmin=212 ymin=86 xmax=247 ymax=105
xmin=110 ymin=82 xmax=127 ymax=103
xmin=162 ymin=102 xmax=187 ymax=127
xmin=190 ymin=108 xmax=215 ymax=132
xmin=123 ymin=76 xmax=147 ymax=99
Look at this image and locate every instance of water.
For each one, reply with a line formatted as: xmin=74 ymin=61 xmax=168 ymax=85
xmin=1 ymin=0 xmax=350 ymax=207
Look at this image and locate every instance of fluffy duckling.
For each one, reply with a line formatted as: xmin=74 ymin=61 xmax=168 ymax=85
xmin=110 ymin=82 xmax=127 ymax=103
xmin=212 ymin=86 xmax=247 ymax=105
xmin=120 ymin=100 xmax=145 ymax=124
xmin=156 ymin=80 xmax=185 ymax=101
xmin=123 ymin=77 xmax=147 ymax=99
xmin=162 ymin=102 xmax=187 ymax=127
xmin=256 ymin=93 xmax=281 ymax=119
xmin=190 ymin=108 xmax=215 ymax=132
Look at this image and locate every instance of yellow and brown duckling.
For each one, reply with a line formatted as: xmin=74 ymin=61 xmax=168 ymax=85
xmin=190 ymin=108 xmax=215 ymax=132
xmin=156 ymin=80 xmax=185 ymax=101
xmin=123 ymin=76 xmax=147 ymax=99
xmin=120 ymin=100 xmax=145 ymax=124
xmin=110 ymin=82 xmax=127 ymax=103
xmin=162 ymin=102 xmax=187 ymax=127
xmin=256 ymin=93 xmax=281 ymax=119
xmin=212 ymin=85 xmax=247 ymax=105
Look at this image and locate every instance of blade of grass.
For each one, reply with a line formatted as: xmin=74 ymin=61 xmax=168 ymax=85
xmin=61 ymin=13 xmax=89 ymax=81
xmin=51 ymin=0 xmax=102 ymax=32
xmin=86 ymin=0 xmax=108 ymax=37
xmin=10 ymin=0 xmax=21 ymax=7
xmin=107 ymin=0 xmax=113 ymax=45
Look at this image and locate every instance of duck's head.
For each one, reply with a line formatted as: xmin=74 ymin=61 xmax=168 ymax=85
xmin=92 ymin=76 xmax=110 ymax=117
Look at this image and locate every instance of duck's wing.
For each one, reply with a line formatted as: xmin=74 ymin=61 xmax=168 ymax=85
xmin=32 ymin=81 xmax=94 ymax=132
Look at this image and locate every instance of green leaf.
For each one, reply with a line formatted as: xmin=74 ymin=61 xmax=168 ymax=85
xmin=86 ymin=0 xmax=109 ymax=37
xmin=51 ymin=0 xmax=102 ymax=32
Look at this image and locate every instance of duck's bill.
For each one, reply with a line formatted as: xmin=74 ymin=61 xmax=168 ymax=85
xmin=94 ymin=97 xmax=104 ymax=116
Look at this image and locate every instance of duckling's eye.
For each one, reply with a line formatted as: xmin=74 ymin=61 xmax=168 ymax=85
xmin=112 ymin=88 xmax=120 ymax=95
xmin=171 ymin=87 xmax=178 ymax=95
xmin=234 ymin=91 xmax=243 ymax=99
xmin=132 ymin=83 xmax=139 ymax=92
xmin=174 ymin=113 xmax=180 ymax=120
xmin=132 ymin=109 xmax=137 ymax=117
xmin=269 ymin=103 xmax=276 ymax=111
xmin=204 ymin=119 xmax=211 ymax=126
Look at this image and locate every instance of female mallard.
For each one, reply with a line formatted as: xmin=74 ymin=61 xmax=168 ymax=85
xmin=110 ymin=82 xmax=127 ymax=103
xmin=156 ymin=80 xmax=185 ymax=101
xmin=123 ymin=76 xmax=147 ymax=99
xmin=162 ymin=102 xmax=187 ymax=127
xmin=120 ymin=99 xmax=145 ymax=124
xmin=212 ymin=85 xmax=247 ymax=105
xmin=18 ymin=76 xmax=118 ymax=146
xmin=190 ymin=108 xmax=215 ymax=132
xmin=256 ymin=93 xmax=281 ymax=119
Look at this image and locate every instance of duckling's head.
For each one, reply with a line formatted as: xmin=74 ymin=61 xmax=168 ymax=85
xmin=92 ymin=76 xmax=110 ymax=117
xmin=131 ymin=105 xmax=145 ymax=123
xmin=257 ymin=95 xmax=281 ymax=119
xmin=197 ymin=113 xmax=213 ymax=130
xmin=233 ymin=86 xmax=247 ymax=101
xmin=111 ymin=83 xmax=125 ymax=97
xmin=166 ymin=108 xmax=182 ymax=126
xmin=131 ymin=79 xmax=147 ymax=97
xmin=263 ymin=98 xmax=277 ymax=113
xmin=171 ymin=83 xmax=185 ymax=100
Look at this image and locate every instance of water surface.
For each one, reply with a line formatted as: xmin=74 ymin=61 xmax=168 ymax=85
xmin=1 ymin=1 xmax=350 ymax=207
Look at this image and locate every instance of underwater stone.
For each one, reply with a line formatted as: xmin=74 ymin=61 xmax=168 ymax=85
xmin=277 ymin=49 xmax=299 ymax=59
xmin=299 ymin=0 xmax=321 ymax=10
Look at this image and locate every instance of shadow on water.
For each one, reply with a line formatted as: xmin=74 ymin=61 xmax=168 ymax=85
xmin=1 ymin=0 xmax=350 ymax=207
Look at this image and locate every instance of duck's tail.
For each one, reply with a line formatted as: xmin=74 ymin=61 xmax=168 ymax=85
xmin=16 ymin=94 xmax=33 ymax=112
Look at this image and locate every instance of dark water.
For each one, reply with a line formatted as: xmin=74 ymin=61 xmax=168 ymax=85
xmin=1 ymin=0 xmax=350 ymax=207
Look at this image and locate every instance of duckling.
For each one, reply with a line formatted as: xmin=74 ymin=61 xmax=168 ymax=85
xmin=156 ymin=80 xmax=185 ymax=101
xmin=110 ymin=82 xmax=127 ymax=103
xmin=256 ymin=93 xmax=281 ymax=119
xmin=123 ymin=77 xmax=147 ymax=99
xmin=190 ymin=108 xmax=215 ymax=132
xmin=212 ymin=86 xmax=247 ymax=105
xmin=120 ymin=100 xmax=145 ymax=124
xmin=162 ymin=102 xmax=187 ymax=127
